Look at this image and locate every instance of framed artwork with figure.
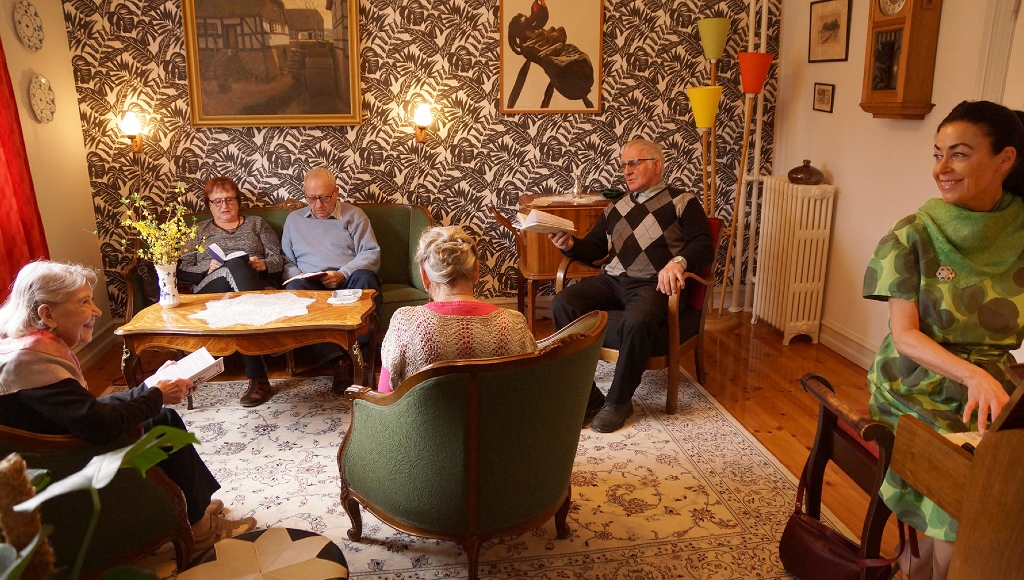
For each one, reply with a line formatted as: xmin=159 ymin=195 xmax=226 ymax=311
xmin=808 ymin=0 xmax=852 ymax=63
xmin=813 ymin=83 xmax=836 ymax=113
xmin=499 ymin=0 xmax=603 ymax=114
xmin=182 ymin=0 xmax=361 ymax=127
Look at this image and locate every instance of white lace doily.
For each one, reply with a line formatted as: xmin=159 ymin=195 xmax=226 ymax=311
xmin=190 ymin=292 xmax=316 ymax=328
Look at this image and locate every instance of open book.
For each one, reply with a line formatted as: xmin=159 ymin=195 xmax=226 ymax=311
xmin=281 ymin=271 xmax=328 ymax=286
xmin=207 ymin=243 xmax=248 ymax=263
xmin=515 ymin=210 xmax=576 ymax=234
xmin=143 ymin=347 xmax=224 ymax=388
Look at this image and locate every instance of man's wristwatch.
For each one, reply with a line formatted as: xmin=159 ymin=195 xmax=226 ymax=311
xmin=671 ymin=256 xmax=687 ymax=269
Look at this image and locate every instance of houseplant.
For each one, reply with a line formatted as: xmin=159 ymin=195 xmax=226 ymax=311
xmin=0 ymin=426 xmax=199 ymax=579
xmin=120 ymin=183 xmax=199 ymax=308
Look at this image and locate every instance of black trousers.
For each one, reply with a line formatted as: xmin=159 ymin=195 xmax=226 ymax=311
xmin=551 ymin=273 xmax=668 ymax=406
xmin=148 ymin=408 xmax=220 ymax=525
xmin=286 ymin=269 xmax=382 ymax=363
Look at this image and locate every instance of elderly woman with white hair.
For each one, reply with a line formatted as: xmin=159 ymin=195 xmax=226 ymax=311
xmin=378 ymin=226 xmax=537 ymax=392
xmin=0 ymin=261 xmax=255 ymax=551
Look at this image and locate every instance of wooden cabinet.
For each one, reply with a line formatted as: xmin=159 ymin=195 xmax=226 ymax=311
xmin=514 ymin=194 xmax=612 ymax=329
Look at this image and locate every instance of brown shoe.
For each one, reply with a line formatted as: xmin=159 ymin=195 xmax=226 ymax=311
xmin=240 ymin=378 xmax=272 ymax=407
xmin=331 ymin=356 xmax=354 ymax=393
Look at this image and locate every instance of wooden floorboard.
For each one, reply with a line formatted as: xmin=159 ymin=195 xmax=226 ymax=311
xmin=88 ymin=312 xmax=899 ymax=556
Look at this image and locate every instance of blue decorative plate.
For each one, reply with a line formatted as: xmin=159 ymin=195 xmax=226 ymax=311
xmin=13 ymin=0 xmax=43 ymax=52
xmin=29 ymin=74 xmax=55 ymax=124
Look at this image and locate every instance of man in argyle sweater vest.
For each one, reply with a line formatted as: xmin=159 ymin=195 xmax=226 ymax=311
xmin=550 ymin=139 xmax=714 ymax=432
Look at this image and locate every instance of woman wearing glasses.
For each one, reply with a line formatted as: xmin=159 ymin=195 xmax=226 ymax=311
xmin=177 ymin=176 xmax=283 ymax=407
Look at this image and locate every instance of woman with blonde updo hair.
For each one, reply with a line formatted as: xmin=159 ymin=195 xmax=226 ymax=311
xmin=378 ymin=226 xmax=537 ymax=392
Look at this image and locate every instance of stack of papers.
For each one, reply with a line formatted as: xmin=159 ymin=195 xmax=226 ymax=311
xmin=515 ymin=210 xmax=576 ymax=234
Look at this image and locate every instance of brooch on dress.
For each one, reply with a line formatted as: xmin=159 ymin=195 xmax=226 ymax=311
xmin=936 ymin=266 xmax=955 ymax=282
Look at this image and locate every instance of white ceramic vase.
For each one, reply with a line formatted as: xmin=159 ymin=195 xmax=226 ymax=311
xmin=154 ymin=263 xmax=181 ymax=308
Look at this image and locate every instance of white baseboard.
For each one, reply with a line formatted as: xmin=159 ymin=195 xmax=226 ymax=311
xmin=818 ymin=322 xmax=877 ymax=370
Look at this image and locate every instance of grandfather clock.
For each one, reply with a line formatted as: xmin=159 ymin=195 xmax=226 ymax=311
xmin=860 ymin=0 xmax=943 ymax=119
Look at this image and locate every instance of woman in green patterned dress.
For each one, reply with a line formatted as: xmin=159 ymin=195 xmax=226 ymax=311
xmin=863 ymin=100 xmax=1024 ymax=580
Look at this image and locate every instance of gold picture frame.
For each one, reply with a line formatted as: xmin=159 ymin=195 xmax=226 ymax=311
xmin=498 ymin=0 xmax=603 ymax=114
xmin=182 ymin=0 xmax=360 ymax=127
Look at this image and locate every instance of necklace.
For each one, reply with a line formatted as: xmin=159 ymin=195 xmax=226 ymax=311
xmin=215 ymin=216 xmax=243 ymax=234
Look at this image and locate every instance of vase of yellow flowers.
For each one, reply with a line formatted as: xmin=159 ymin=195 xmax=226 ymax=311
xmin=121 ymin=184 xmax=198 ymax=308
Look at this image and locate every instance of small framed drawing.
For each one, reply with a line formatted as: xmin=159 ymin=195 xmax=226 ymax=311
xmin=181 ymin=0 xmax=361 ymax=126
xmin=499 ymin=0 xmax=603 ymax=113
xmin=813 ymin=83 xmax=836 ymax=113
xmin=808 ymin=0 xmax=852 ymax=63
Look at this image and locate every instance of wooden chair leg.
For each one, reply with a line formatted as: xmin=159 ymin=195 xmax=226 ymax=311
xmin=694 ymin=342 xmax=707 ymax=384
xmin=555 ymin=493 xmax=571 ymax=539
xmin=344 ymin=497 xmax=363 ymax=541
xmin=517 ymin=271 xmax=526 ymax=314
xmin=526 ymin=279 xmax=538 ymax=332
xmin=666 ymin=361 xmax=680 ymax=414
xmin=465 ymin=538 xmax=482 ymax=580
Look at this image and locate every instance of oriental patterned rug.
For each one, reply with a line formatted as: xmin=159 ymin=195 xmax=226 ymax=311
xmin=137 ymin=362 xmax=845 ymax=579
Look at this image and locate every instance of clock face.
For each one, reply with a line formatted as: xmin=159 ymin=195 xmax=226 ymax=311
xmin=879 ymin=0 xmax=908 ymax=16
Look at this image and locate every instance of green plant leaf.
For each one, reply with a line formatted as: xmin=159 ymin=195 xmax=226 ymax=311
xmin=26 ymin=469 xmax=49 ymax=493
xmin=0 ymin=526 xmax=51 ymax=580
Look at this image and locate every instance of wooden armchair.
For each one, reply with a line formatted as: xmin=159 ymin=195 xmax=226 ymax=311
xmin=554 ymin=217 xmax=722 ymax=414
xmin=337 ymin=311 xmax=607 ymax=580
xmin=0 ymin=425 xmax=193 ymax=576
xmin=797 ymin=373 xmax=896 ymax=580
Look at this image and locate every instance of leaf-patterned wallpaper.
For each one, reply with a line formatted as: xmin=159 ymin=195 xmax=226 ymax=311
xmin=63 ymin=0 xmax=780 ymax=319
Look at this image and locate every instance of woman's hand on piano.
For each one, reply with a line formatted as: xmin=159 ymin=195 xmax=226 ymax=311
xmin=962 ymin=369 xmax=1011 ymax=434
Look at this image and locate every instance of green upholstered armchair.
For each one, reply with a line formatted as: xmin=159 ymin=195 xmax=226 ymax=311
xmin=0 ymin=425 xmax=193 ymax=575
xmin=337 ymin=311 xmax=607 ymax=580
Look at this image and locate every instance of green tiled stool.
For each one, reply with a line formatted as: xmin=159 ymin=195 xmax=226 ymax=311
xmin=179 ymin=527 xmax=348 ymax=579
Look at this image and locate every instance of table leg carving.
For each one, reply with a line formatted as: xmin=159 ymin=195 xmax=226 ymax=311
xmin=121 ymin=340 xmax=140 ymax=389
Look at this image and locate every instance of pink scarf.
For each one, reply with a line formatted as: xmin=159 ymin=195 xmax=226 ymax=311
xmin=0 ymin=330 xmax=87 ymax=394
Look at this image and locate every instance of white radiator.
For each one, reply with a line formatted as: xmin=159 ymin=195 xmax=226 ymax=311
xmin=752 ymin=176 xmax=837 ymax=345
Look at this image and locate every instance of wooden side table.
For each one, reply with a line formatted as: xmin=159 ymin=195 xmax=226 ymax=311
xmin=498 ymin=194 xmax=611 ymax=330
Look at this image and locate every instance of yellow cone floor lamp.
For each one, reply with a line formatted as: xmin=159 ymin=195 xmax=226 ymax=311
xmin=696 ymin=17 xmax=729 ymax=216
xmin=685 ymin=86 xmax=723 ymax=216
xmin=717 ymin=51 xmax=773 ymax=317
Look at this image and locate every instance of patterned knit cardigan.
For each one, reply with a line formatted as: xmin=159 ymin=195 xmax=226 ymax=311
xmin=380 ymin=306 xmax=537 ymax=391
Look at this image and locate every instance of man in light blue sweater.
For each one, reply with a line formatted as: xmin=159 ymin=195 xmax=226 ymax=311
xmin=281 ymin=167 xmax=382 ymax=391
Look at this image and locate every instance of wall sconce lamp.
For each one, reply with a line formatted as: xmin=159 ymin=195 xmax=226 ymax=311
xmin=413 ymin=103 xmax=433 ymax=143
xmin=120 ymin=111 xmax=144 ymax=153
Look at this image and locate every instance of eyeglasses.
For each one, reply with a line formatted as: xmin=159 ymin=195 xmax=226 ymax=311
xmin=208 ymin=197 xmax=237 ymax=206
xmin=304 ymin=192 xmax=336 ymax=205
xmin=614 ymin=157 xmax=655 ymax=172
xmin=620 ymin=158 xmax=656 ymax=171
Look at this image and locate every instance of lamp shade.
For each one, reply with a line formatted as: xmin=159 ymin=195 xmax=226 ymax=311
xmin=120 ymin=111 xmax=142 ymax=136
xmin=413 ymin=103 xmax=433 ymax=127
xmin=685 ymin=86 xmax=723 ymax=129
xmin=738 ymin=52 xmax=773 ymax=95
xmin=697 ymin=18 xmax=730 ymax=61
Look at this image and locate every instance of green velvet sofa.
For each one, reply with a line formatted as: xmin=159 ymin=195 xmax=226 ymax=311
xmin=123 ymin=200 xmax=433 ymax=337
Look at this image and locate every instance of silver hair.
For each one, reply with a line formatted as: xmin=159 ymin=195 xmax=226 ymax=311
xmin=414 ymin=226 xmax=478 ymax=287
xmin=623 ymin=139 xmax=665 ymax=164
xmin=304 ymin=167 xmax=336 ymax=187
xmin=0 ymin=261 xmax=97 ymax=339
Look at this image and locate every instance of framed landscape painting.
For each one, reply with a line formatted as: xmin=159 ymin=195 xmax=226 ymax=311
xmin=182 ymin=0 xmax=361 ymax=126
xmin=808 ymin=0 xmax=851 ymax=63
xmin=499 ymin=0 xmax=603 ymax=114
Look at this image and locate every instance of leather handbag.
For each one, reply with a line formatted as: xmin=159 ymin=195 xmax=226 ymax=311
xmin=778 ymin=468 xmax=899 ymax=580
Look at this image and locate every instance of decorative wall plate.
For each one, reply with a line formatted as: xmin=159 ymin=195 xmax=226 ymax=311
xmin=13 ymin=0 xmax=44 ymax=52
xmin=29 ymin=74 xmax=55 ymax=124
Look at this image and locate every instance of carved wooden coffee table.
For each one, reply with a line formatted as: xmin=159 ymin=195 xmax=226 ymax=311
xmin=115 ymin=290 xmax=377 ymax=398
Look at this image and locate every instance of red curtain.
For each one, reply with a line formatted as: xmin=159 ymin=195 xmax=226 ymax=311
xmin=0 ymin=34 xmax=49 ymax=300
